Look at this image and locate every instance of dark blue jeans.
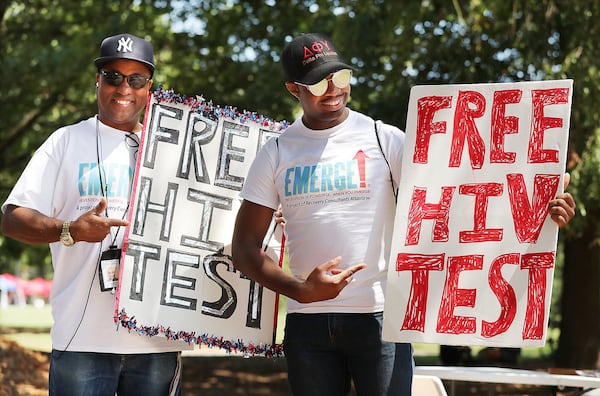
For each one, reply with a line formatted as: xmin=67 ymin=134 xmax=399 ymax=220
xmin=284 ymin=312 xmax=414 ymax=396
xmin=49 ymin=350 xmax=182 ymax=396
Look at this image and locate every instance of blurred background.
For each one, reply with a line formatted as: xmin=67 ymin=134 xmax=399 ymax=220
xmin=0 ymin=0 xmax=598 ymax=374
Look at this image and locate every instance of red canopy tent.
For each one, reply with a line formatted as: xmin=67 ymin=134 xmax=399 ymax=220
xmin=23 ymin=277 xmax=52 ymax=298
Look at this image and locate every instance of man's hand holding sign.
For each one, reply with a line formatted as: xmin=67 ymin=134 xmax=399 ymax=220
xmin=548 ymin=173 xmax=576 ymax=227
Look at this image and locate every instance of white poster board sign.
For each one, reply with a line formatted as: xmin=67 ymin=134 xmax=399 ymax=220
xmin=383 ymin=80 xmax=573 ymax=347
xmin=115 ymin=87 xmax=288 ymax=356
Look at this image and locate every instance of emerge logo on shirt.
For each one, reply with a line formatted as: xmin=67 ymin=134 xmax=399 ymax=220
xmin=78 ymin=162 xmax=133 ymax=199
xmin=283 ymin=150 xmax=371 ymax=207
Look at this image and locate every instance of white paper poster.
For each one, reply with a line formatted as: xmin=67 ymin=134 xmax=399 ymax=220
xmin=383 ymin=80 xmax=573 ymax=347
xmin=116 ymin=87 xmax=288 ymax=356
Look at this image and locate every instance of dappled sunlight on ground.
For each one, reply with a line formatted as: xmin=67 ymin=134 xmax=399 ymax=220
xmin=0 ymin=335 xmax=48 ymax=396
xmin=0 ymin=334 xmax=586 ymax=396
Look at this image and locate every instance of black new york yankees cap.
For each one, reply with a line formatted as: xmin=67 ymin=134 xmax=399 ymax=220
xmin=94 ymin=33 xmax=155 ymax=75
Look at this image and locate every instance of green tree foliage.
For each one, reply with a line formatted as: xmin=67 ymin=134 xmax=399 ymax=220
xmin=0 ymin=0 xmax=598 ymax=367
xmin=0 ymin=0 xmax=176 ymax=275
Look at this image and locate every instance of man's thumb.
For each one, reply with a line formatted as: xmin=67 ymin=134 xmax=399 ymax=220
xmin=563 ymin=172 xmax=571 ymax=190
xmin=94 ymin=198 xmax=107 ymax=215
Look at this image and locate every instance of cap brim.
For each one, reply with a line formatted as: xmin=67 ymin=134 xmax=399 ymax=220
xmin=94 ymin=57 xmax=155 ymax=74
xmin=298 ymin=62 xmax=354 ymax=85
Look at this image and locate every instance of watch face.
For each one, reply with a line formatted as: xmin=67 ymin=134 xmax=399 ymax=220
xmin=60 ymin=233 xmax=74 ymax=246
xmin=60 ymin=221 xmax=74 ymax=246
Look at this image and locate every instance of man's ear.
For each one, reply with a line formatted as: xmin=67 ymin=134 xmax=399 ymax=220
xmin=285 ymin=81 xmax=300 ymax=99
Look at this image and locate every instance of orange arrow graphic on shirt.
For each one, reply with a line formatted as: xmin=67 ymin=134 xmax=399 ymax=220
xmin=354 ymin=150 xmax=369 ymax=188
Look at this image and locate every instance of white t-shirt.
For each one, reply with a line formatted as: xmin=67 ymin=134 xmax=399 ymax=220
xmin=2 ymin=116 xmax=190 ymax=353
xmin=240 ymin=109 xmax=405 ymax=314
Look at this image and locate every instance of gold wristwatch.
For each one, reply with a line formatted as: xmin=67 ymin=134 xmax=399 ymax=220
xmin=59 ymin=221 xmax=75 ymax=246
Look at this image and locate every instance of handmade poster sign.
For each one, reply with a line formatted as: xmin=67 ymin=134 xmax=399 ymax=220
xmin=382 ymin=80 xmax=573 ymax=347
xmin=115 ymin=87 xmax=288 ymax=356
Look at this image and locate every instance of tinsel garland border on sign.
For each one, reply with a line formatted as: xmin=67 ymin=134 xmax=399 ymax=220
xmin=152 ymin=85 xmax=290 ymax=131
xmin=117 ymin=308 xmax=284 ymax=358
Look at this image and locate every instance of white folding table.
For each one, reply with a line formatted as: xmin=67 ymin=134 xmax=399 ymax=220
xmin=415 ymin=366 xmax=600 ymax=396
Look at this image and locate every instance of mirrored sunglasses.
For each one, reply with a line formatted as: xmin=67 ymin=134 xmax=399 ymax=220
xmin=100 ymin=70 xmax=151 ymax=89
xmin=297 ymin=69 xmax=352 ymax=96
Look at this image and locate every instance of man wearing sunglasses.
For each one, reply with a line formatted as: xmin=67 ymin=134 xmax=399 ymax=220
xmin=232 ymin=32 xmax=414 ymax=396
xmin=2 ymin=33 xmax=189 ymax=395
xmin=232 ymin=32 xmax=576 ymax=396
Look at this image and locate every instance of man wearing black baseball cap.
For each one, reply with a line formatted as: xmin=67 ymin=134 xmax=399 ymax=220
xmin=2 ymin=33 xmax=190 ymax=395
xmin=232 ymin=32 xmax=576 ymax=396
xmin=232 ymin=32 xmax=414 ymax=395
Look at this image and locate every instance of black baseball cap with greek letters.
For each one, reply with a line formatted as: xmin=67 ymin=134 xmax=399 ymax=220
xmin=282 ymin=33 xmax=353 ymax=85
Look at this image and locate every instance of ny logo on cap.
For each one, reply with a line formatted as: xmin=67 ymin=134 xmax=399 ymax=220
xmin=116 ymin=37 xmax=134 ymax=53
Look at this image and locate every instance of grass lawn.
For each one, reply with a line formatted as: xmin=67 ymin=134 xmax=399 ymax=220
xmin=0 ymin=304 xmax=53 ymax=328
xmin=0 ymin=302 xmax=440 ymax=360
xmin=0 ymin=304 xmax=53 ymax=352
xmin=0 ymin=300 xmax=442 ymax=360
xmin=0 ymin=302 xmax=557 ymax=365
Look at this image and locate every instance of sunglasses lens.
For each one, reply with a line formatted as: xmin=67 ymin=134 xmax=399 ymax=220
xmin=307 ymin=79 xmax=329 ymax=96
xmin=303 ymin=69 xmax=352 ymax=96
xmin=101 ymin=70 xmax=149 ymax=89
xmin=128 ymin=75 xmax=149 ymax=89
xmin=332 ymin=69 xmax=352 ymax=89
xmin=102 ymin=71 xmax=124 ymax=86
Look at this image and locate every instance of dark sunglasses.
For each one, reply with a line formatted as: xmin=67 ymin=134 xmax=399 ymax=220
xmin=100 ymin=70 xmax=151 ymax=89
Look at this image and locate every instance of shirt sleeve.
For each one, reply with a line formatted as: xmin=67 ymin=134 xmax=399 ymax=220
xmin=375 ymin=120 xmax=406 ymax=192
xmin=239 ymin=136 xmax=280 ymax=210
xmin=2 ymin=129 xmax=65 ymax=216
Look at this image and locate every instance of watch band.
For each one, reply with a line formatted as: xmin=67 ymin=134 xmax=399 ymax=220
xmin=60 ymin=220 xmax=75 ymax=246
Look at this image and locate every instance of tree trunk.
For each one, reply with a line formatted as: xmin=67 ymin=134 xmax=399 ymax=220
xmin=556 ymin=215 xmax=600 ymax=368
